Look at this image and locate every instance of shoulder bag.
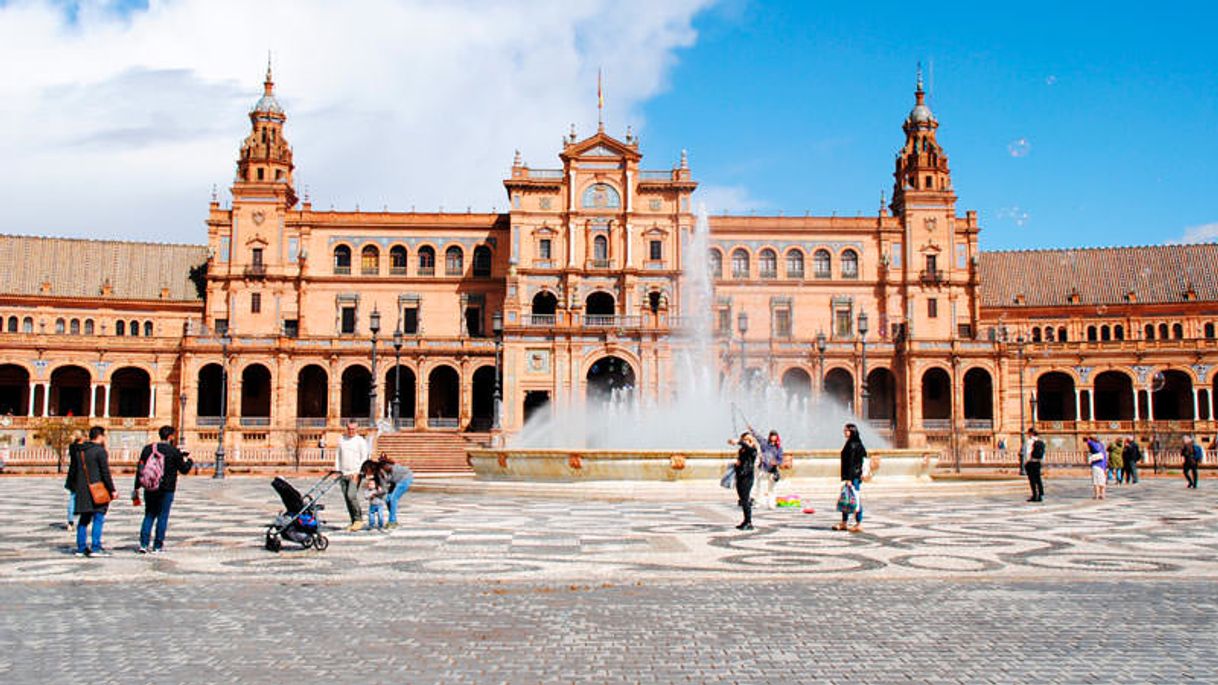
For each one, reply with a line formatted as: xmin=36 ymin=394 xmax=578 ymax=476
xmin=80 ymin=448 xmax=112 ymax=506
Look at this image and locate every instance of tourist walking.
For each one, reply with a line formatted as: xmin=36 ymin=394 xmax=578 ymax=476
xmin=1085 ymin=435 xmax=1107 ymax=500
xmin=132 ymin=426 xmax=194 ymax=554
xmin=1181 ymin=435 xmax=1202 ymax=489
xmin=1025 ymin=428 xmax=1045 ymax=502
xmin=1107 ymin=437 xmax=1124 ymax=486
xmin=1122 ymin=436 xmax=1141 ymax=484
xmin=730 ymin=432 xmax=758 ymax=530
xmin=336 ymin=421 xmax=370 ymax=531
xmin=64 ymin=432 xmax=85 ymax=530
xmin=748 ymin=426 xmax=783 ymax=509
xmin=834 ymin=423 xmax=866 ymax=532
xmin=378 ymin=455 xmax=414 ymax=529
xmin=64 ymin=426 xmax=116 ymax=557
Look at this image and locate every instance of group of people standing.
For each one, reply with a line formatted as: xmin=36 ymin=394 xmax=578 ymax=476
xmin=727 ymin=422 xmax=867 ymax=533
xmin=64 ymin=425 xmax=192 ymax=557
xmin=1026 ymin=429 xmax=1204 ymax=502
xmin=334 ymin=420 xmax=413 ymax=532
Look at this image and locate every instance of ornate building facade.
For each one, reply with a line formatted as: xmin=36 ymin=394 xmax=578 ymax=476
xmin=2 ymin=67 xmax=1215 ymax=465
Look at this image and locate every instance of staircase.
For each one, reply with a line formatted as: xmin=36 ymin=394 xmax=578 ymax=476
xmin=372 ymin=431 xmax=491 ymax=473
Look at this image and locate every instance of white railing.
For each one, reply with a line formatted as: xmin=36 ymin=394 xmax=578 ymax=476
xmin=429 ymin=417 xmax=460 ymax=428
xmin=529 ymin=314 xmax=556 ymax=326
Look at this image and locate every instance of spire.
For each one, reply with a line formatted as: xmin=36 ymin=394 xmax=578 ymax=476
xmin=263 ymin=51 xmax=275 ymax=97
xmin=597 ymin=68 xmax=605 ymax=132
xmin=916 ymin=61 xmax=924 ymax=98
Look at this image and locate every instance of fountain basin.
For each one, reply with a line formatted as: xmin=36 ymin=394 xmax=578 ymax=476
xmin=467 ymin=448 xmax=938 ymax=482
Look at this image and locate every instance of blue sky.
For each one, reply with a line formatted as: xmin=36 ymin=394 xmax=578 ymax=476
xmin=636 ymin=1 xmax=1218 ymax=250
xmin=0 ymin=1 xmax=1214 ymax=250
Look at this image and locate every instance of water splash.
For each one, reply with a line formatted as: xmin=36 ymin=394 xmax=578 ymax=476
xmin=510 ymin=204 xmax=886 ymax=450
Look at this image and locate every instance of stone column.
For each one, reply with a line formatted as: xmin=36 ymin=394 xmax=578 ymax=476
xmin=42 ymin=382 xmax=50 ymax=417
xmin=416 ymin=360 xmax=428 ymax=428
xmin=102 ymin=385 xmax=110 ymax=418
xmin=1087 ymin=387 xmax=1095 ymax=423
xmin=1073 ymin=388 xmax=1081 ymax=422
xmin=1133 ymin=391 xmax=1140 ymax=422
xmin=1193 ymin=388 xmax=1201 ymax=421
xmin=1149 ymin=386 xmax=1157 ymax=421
xmin=149 ymin=382 xmax=157 ymax=419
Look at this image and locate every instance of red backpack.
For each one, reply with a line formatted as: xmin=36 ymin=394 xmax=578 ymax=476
xmin=139 ymin=443 xmax=166 ymax=491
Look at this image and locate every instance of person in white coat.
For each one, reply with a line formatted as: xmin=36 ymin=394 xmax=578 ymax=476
xmin=336 ymin=421 xmax=371 ymax=531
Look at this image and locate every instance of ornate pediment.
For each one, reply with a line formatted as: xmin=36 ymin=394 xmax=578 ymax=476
xmin=563 ymin=131 xmax=641 ymax=162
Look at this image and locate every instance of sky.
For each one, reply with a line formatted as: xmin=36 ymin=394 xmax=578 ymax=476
xmin=0 ymin=0 xmax=1215 ymax=251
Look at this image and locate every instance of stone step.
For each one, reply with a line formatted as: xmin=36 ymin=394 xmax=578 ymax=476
xmin=372 ymin=432 xmax=491 ymax=473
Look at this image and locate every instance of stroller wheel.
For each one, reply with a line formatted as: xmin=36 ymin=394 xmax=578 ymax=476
xmin=300 ymin=535 xmax=314 ymax=549
xmin=314 ymin=534 xmax=330 ymax=551
xmin=264 ymin=533 xmax=282 ymax=553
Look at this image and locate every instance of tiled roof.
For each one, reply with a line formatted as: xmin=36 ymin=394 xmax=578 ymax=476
xmin=979 ymin=243 xmax=1218 ymax=308
xmin=0 ymin=235 xmax=208 ymax=301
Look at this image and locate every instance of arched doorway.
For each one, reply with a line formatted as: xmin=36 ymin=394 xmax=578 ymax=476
xmin=240 ymin=364 xmax=272 ymax=418
xmin=823 ymin=368 xmax=854 ymax=410
xmin=470 ymin=366 xmax=496 ymax=430
xmin=1036 ymin=371 xmax=1077 ymax=421
xmin=781 ymin=368 xmax=812 ymax=402
xmin=340 ymin=366 xmax=372 ymax=420
xmin=0 ymin=364 xmax=30 ymax=416
xmin=531 ymin=291 xmax=558 ymax=322
xmin=383 ymin=365 xmax=416 ymax=422
xmin=585 ymin=292 xmax=615 ymax=319
xmin=586 ymin=356 xmax=635 ymax=403
xmin=1153 ymin=370 xmax=1194 ymax=420
xmin=1094 ymin=370 xmax=1134 ymax=421
xmin=197 ymin=364 xmax=224 ymax=418
xmin=962 ymin=368 xmax=993 ymax=422
xmin=109 ymin=367 xmax=151 ymax=418
xmin=427 ymin=366 xmax=460 ymax=425
xmin=50 ymin=365 xmax=91 ymax=417
xmin=296 ymin=365 xmax=328 ymax=420
xmin=866 ymin=368 xmax=897 ymax=422
xmin=921 ymin=368 xmax=952 ymax=421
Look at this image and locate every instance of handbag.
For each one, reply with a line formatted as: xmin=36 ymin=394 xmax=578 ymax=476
xmin=720 ymin=466 xmax=736 ymax=489
xmin=79 ymin=448 xmax=112 ymax=506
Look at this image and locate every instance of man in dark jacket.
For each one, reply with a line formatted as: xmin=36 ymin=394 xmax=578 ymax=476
xmin=1181 ymin=435 xmax=1202 ymax=489
xmin=132 ymin=426 xmax=193 ymax=553
xmin=1025 ymin=428 xmax=1046 ymax=502
xmin=1122 ymin=436 xmax=1141 ymax=484
xmin=64 ymin=426 xmax=116 ymax=557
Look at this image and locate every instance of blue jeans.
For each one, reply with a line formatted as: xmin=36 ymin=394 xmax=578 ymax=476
xmin=139 ymin=491 xmax=176 ymax=550
xmin=66 ymin=492 xmax=75 ymax=524
xmin=386 ymin=478 xmax=412 ymax=524
xmin=76 ymin=510 xmax=106 ymax=552
xmin=368 ymin=503 xmax=384 ymax=529
xmin=840 ymin=478 xmax=863 ymax=524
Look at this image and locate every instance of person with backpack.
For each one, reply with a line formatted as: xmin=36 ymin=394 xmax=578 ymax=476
xmin=65 ymin=426 xmax=116 ymax=557
xmin=1180 ymin=434 xmax=1202 ymax=489
xmin=1024 ymin=428 xmax=1046 ymax=502
xmin=132 ymin=426 xmax=193 ymax=554
xmin=1085 ymin=435 xmax=1107 ymax=500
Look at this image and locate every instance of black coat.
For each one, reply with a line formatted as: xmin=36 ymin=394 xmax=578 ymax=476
xmin=64 ymin=442 xmax=115 ymax=514
xmin=133 ymin=441 xmax=193 ymax=494
xmin=734 ymin=443 xmax=757 ymax=501
xmin=840 ymin=438 xmax=866 ymax=482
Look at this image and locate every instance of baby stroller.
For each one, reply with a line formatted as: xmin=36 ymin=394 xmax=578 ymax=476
xmin=264 ymin=471 xmax=342 ymax=552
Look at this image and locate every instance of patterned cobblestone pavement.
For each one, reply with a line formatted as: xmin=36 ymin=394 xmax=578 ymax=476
xmin=1 ymin=476 xmax=1215 ymax=683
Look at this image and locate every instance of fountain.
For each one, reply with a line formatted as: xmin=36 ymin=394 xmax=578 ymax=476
xmin=468 ymin=206 xmax=938 ymax=481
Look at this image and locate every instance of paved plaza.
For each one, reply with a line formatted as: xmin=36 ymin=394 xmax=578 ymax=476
xmin=1 ymin=475 xmax=1215 ymax=683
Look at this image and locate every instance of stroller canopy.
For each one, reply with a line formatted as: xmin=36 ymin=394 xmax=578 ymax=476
xmin=272 ymin=476 xmax=307 ymax=515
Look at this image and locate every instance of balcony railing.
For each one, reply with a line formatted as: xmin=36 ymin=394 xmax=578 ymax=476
xmin=197 ymin=416 xmax=224 ymax=427
xmin=529 ymin=314 xmax=556 ymax=326
xmin=429 ymin=417 xmax=460 ymax=429
xmin=333 ymin=265 xmax=351 ymax=275
xmin=244 ymin=264 xmax=267 ymax=278
xmin=585 ymin=315 xmax=641 ymax=328
xmin=964 ymin=419 xmax=994 ymax=431
xmin=920 ymin=269 xmax=945 ymax=284
xmin=527 ymin=168 xmax=564 ymax=179
xmin=923 ymin=419 xmax=952 ymax=431
xmin=340 ymin=417 xmax=372 ymax=428
xmin=590 ymin=259 xmax=612 ymax=269
xmin=296 ymin=417 xmax=327 ymax=429
xmin=240 ymin=417 xmax=271 ymax=428
xmin=417 ymin=266 xmax=435 ymax=276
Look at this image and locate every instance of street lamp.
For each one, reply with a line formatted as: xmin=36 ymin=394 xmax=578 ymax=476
xmin=178 ymin=391 xmax=187 ymax=448
xmin=214 ymin=322 xmax=231 ymax=479
xmin=368 ymin=307 xmax=381 ymax=426
xmin=1016 ymin=333 xmax=1027 ymax=475
xmin=858 ymin=311 xmax=869 ymax=420
xmin=815 ymin=331 xmax=827 ymax=398
xmin=492 ymin=311 xmax=504 ymax=432
xmin=392 ymin=323 xmax=403 ymax=428
xmin=737 ymin=311 xmax=749 ymax=389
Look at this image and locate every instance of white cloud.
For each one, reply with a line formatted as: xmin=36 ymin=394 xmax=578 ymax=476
xmin=1172 ymin=222 xmax=1218 ymax=244
xmin=696 ymin=184 xmax=768 ymax=214
xmin=0 ymin=0 xmax=712 ymax=242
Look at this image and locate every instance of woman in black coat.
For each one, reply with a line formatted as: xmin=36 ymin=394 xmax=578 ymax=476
xmin=731 ymin=432 xmax=759 ymax=530
xmin=834 ymin=423 xmax=866 ymax=533
xmin=64 ymin=432 xmax=117 ymax=557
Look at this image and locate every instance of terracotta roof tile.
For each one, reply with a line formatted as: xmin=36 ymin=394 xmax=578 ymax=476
xmin=979 ymin=243 xmax=1218 ymax=308
xmin=0 ymin=234 xmax=208 ymax=301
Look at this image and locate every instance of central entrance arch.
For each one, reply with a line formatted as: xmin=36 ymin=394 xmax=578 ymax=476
xmin=586 ymin=356 xmax=635 ymax=403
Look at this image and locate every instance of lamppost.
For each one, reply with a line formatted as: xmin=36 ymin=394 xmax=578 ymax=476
xmin=816 ymin=331 xmax=827 ymax=399
xmin=214 ymin=322 xmax=231 ymax=479
xmin=737 ymin=311 xmax=749 ymax=389
xmin=178 ymin=391 xmax=187 ymax=448
xmin=368 ymin=307 xmax=380 ymax=426
xmin=392 ymin=323 xmax=403 ymax=428
xmin=1016 ymin=333 xmax=1027 ymax=475
xmin=492 ymin=311 xmax=504 ymax=432
xmin=858 ymin=311 xmax=870 ymax=420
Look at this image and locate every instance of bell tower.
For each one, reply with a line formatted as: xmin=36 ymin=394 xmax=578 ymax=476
xmin=233 ymin=60 xmax=297 ymax=208
xmin=890 ymin=67 xmax=953 ymax=214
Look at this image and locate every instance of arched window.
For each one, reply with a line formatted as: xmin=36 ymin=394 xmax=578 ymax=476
xmin=84 ymin=319 xmax=94 ymax=336
xmin=581 ymin=183 xmax=621 ymax=209
xmin=6 ymin=316 xmax=16 ymax=333
xmin=1045 ymin=327 xmax=1055 ymax=342
xmin=333 ymin=245 xmax=352 ymax=274
xmin=1145 ymin=324 xmax=1155 ymax=340
xmin=841 ymin=249 xmax=859 ymax=279
xmin=1207 ymin=322 xmax=1216 ymax=339
xmin=116 ymin=320 xmax=126 ymax=336
xmin=55 ymin=318 xmax=65 ymax=334
xmin=593 ymin=236 xmax=608 ymax=263
xmin=389 ymin=245 xmax=407 ymax=275
xmin=129 ymin=320 xmax=139 ymax=337
xmin=785 ymin=250 xmax=804 ymax=279
xmin=1032 ymin=327 xmax=1042 ymax=343
xmin=731 ymin=248 xmax=750 ymax=279
xmin=69 ymin=319 xmax=80 ymax=335
xmin=1058 ymin=327 xmax=1067 ymax=342
xmin=709 ymin=249 xmax=723 ymax=279
xmin=472 ymin=246 xmax=492 ymax=277
xmin=445 ymin=246 xmax=464 ymax=275
xmin=360 ymin=245 xmax=380 ymax=275
xmin=144 ymin=321 xmax=153 ymax=337
xmin=22 ymin=317 xmax=33 ymax=333
xmin=1100 ymin=325 xmax=1110 ymax=341
xmin=1158 ymin=323 xmax=1169 ymax=339
xmin=1087 ymin=325 xmax=1097 ymax=341
xmin=1173 ymin=323 xmax=1184 ymax=339
xmin=758 ymin=249 xmax=777 ymax=279
xmin=1114 ymin=324 xmax=1125 ymax=340
xmin=418 ymin=246 xmax=436 ymax=275
xmin=813 ymin=249 xmax=831 ymax=278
